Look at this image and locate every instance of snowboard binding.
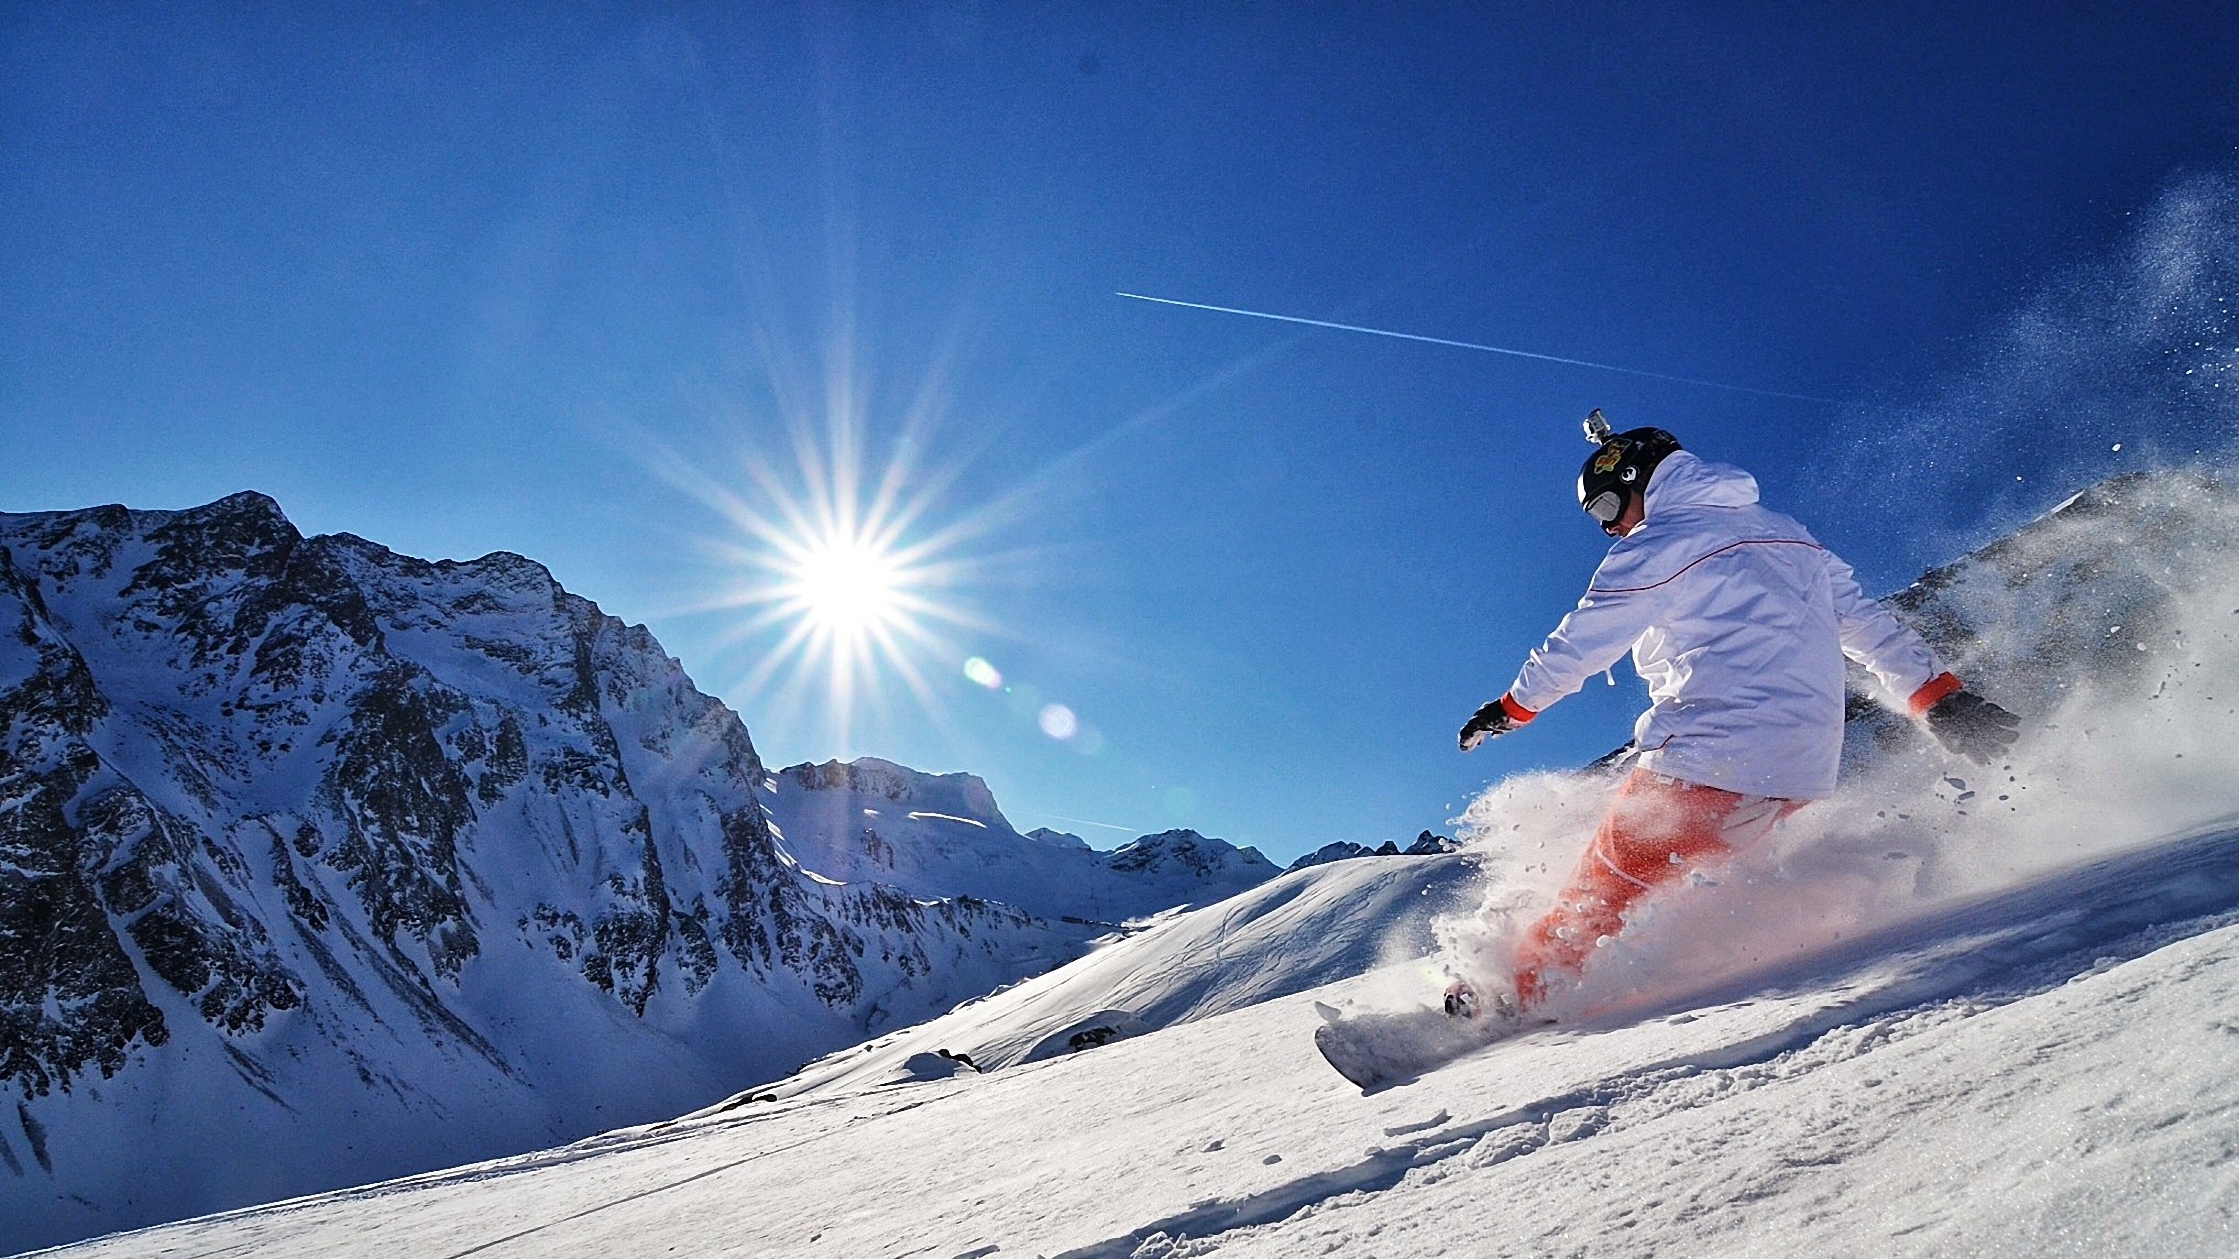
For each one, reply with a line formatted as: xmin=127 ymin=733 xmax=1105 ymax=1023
xmin=1442 ymin=979 xmax=1521 ymax=1022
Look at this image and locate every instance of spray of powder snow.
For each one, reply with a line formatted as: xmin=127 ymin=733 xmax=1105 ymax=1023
xmin=1430 ymin=171 xmax=2239 ymax=1018
xmin=1823 ymin=168 xmax=2239 ymax=569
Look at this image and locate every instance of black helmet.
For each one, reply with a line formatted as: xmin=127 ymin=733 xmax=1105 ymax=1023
xmin=1576 ymin=410 xmax=1680 ymax=527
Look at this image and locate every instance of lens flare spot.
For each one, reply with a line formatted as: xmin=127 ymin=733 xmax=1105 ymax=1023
xmin=964 ymin=656 xmax=1003 ymax=689
xmin=1039 ymin=703 xmax=1079 ymax=740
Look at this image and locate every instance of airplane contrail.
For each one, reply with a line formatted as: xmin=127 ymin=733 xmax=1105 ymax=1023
xmin=1116 ymin=291 xmax=1837 ymax=404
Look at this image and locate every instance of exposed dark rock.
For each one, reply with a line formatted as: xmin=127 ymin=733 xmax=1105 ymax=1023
xmin=0 ymin=550 xmax=171 ymax=1095
xmin=316 ymin=665 xmax=478 ymax=978
xmin=1285 ymin=831 xmax=1457 ymax=871
xmin=1405 ymin=831 xmax=1459 ymax=856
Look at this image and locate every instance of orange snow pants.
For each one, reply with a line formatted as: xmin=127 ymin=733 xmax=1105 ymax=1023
xmin=1512 ymin=769 xmax=1802 ymax=1010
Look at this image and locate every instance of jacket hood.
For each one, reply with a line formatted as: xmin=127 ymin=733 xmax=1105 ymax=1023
xmin=1643 ymin=450 xmax=1759 ymax=514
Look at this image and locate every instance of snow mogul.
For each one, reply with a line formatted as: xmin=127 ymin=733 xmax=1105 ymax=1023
xmin=1454 ymin=410 xmax=2020 ymax=1016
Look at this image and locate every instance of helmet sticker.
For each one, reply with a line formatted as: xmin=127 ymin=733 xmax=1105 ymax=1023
xmin=1591 ymin=442 xmax=1624 ymax=474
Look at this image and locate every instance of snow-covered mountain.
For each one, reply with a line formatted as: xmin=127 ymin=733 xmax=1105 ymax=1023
xmin=1286 ymin=831 xmax=1459 ymax=871
xmin=35 ymin=465 xmax=2239 ymax=1259
xmin=762 ymin=756 xmax=1277 ymax=922
xmin=0 ymin=492 xmax=1272 ymax=1253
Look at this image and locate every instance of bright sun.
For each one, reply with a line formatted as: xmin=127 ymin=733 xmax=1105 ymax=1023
xmin=640 ymin=306 xmax=1025 ymax=758
xmin=650 ymin=405 xmax=988 ymax=757
xmin=785 ymin=533 xmax=905 ymax=637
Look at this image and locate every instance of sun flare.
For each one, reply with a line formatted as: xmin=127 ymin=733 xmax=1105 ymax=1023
xmin=648 ymin=391 xmax=1001 ymax=756
xmin=782 ymin=531 xmax=906 ymax=638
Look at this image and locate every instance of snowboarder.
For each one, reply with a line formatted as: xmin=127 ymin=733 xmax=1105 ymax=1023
xmin=1456 ymin=412 xmax=2020 ymax=1014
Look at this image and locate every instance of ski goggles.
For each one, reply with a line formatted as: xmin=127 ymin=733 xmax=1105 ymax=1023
xmin=1580 ymin=483 xmax=1624 ymax=524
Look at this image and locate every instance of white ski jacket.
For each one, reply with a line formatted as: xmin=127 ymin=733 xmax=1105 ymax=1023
xmin=1506 ymin=451 xmax=1948 ymax=801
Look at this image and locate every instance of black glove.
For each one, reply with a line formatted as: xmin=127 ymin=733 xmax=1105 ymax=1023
xmin=1925 ymin=690 xmax=2020 ymax=765
xmin=1459 ymin=696 xmax=1528 ymax=751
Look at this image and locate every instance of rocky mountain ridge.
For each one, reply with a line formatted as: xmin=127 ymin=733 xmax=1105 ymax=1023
xmin=763 ymin=756 xmax=1277 ymax=923
xmin=1285 ymin=831 xmax=1461 ymax=872
xmin=1837 ymin=468 xmax=2232 ymax=770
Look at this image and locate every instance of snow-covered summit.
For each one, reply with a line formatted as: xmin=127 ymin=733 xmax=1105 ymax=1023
xmin=778 ymin=756 xmax=1012 ymax=824
xmin=1108 ymin=827 xmax=1263 ymax=872
xmin=765 ymin=759 xmax=1278 ymax=923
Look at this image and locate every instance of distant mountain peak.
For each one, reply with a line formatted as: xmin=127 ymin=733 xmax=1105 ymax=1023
xmin=763 ymin=760 xmax=1277 ymax=923
xmin=1106 ymin=828 xmax=1276 ymax=879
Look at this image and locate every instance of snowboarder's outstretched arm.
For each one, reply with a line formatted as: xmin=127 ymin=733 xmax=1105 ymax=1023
xmin=1460 ymin=576 xmax=1663 ymax=750
xmin=1825 ymin=552 xmax=1945 ymax=702
xmin=1825 ymin=552 xmax=2021 ymax=764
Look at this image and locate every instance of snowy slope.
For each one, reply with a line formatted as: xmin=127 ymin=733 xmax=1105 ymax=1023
xmin=1436 ymin=467 xmax=2239 ymax=1014
xmin=707 ymin=851 xmax=1481 ymax=1100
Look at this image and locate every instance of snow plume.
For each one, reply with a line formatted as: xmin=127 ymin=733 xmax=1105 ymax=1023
xmin=1435 ymin=467 xmax=2239 ymax=1018
xmin=1828 ymin=168 xmax=2239 ymax=559
xmin=1426 ymin=768 xmax=1612 ymax=999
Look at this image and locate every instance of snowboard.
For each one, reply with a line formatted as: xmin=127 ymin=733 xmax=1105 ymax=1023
xmin=1313 ymin=1001 xmax=1539 ymax=1091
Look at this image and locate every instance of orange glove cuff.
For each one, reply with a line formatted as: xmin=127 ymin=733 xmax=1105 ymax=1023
xmin=1500 ymin=694 xmax=1537 ymax=725
xmin=1908 ymin=671 xmax=1965 ymax=718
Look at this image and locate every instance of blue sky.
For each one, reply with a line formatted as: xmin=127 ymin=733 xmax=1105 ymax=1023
xmin=5 ymin=4 xmax=2236 ymax=862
